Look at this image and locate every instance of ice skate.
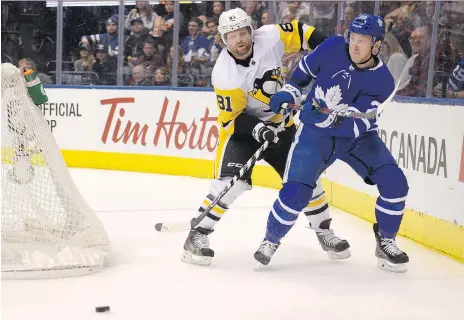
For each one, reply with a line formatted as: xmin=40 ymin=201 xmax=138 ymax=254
xmin=373 ymin=223 xmax=409 ymax=273
xmin=310 ymin=218 xmax=351 ymax=259
xmin=254 ymin=239 xmax=280 ymax=267
xmin=182 ymin=228 xmax=214 ymax=266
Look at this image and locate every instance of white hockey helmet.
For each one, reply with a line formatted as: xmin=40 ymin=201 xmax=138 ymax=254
xmin=218 ymin=8 xmax=253 ymax=44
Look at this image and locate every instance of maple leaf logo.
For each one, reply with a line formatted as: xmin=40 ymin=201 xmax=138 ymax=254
xmin=313 ymin=85 xmax=349 ymax=128
xmin=314 ymin=85 xmax=349 ymax=110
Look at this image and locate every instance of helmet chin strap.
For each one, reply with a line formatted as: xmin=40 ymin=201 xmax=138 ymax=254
xmin=356 ymin=44 xmax=379 ymax=67
xmin=357 ymin=54 xmax=374 ymax=66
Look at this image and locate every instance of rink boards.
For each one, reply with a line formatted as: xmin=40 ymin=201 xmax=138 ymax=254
xmin=40 ymin=87 xmax=464 ymax=262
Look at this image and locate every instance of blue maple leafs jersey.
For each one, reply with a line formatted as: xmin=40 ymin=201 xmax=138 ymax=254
xmin=448 ymin=57 xmax=464 ymax=92
xmin=294 ymin=35 xmax=395 ymax=138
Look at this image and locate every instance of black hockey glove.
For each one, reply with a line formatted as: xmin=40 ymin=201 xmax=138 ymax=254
xmin=252 ymin=122 xmax=280 ymax=144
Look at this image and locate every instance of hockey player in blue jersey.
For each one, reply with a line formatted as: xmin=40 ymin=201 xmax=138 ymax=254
xmin=254 ymin=14 xmax=410 ymax=272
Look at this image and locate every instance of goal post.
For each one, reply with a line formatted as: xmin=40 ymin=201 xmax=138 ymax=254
xmin=1 ymin=63 xmax=111 ymax=279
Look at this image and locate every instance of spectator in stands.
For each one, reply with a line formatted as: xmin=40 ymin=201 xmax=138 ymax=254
xmin=203 ymin=30 xmax=224 ymax=78
xmin=74 ymin=44 xmax=95 ymax=72
xmin=448 ymin=2 xmax=464 ymax=25
xmin=281 ymin=1 xmax=309 ymax=23
xmin=261 ymin=10 xmax=270 ymax=25
xmin=162 ymin=1 xmax=187 ymax=40
xmin=242 ymin=1 xmax=262 ymax=29
xmin=154 ymin=1 xmax=181 ymax=59
xmin=124 ymin=17 xmax=152 ymax=64
xmin=18 ymin=58 xmax=53 ymax=84
xmin=152 ymin=14 xmax=168 ymax=58
xmin=134 ymin=38 xmax=164 ymax=78
xmin=211 ymin=1 xmax=224 ymax=20
xmin=181 ymin=18 xmax=210 ymax=75
xmin=425 ymin=1 xmax=436 ymax=24
xmin=167 ymin=45 xmax=184 ymax=74
xmin=209 ymin=32 xmax=224 ymax=63
xmin=398 ymin=24 xmax=433 ymax=97
xmin=151 ymin=15 xmax=166 ymax=39
xmin=92 ymin=44 xmax=117 ymax=85
xmin=73 ymin=44 xmax=96 ymax=85
xmin=162 ymin=1 xmax=182 ymax=30
xmin=81 ymin=15 xmax=119 ymax=57
xmin=203 ymin=18 xmax=218 ymax=39
xmin=197 ymin=14 xmax=209 ymax=33
xmin=153 ymin=67 xmax=170 ymax=86
xmin=125 ymin=1 xmax=158 ymax=32
xmin=384 ymin=1 xmax=422 ymax=31
xmin=128 ymin=64 xmax=152 ymax=86
xmin=337 ymin=6 xmax=354 ymax=34
xmin=312 ymin=2 xmax=337 ymax=37
xmin=385 ymin=2 xmax=426 ymax=56
xmin=434 ymin=25 xmax=464 ymax=99
xmin=389 ymin=15 xmax=414 ymax=57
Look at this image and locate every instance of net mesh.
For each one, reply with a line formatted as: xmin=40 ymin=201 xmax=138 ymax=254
xmin=1 ymin=63 xmax=110 ymax=279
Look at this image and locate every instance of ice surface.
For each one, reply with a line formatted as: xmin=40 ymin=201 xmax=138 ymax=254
xmin=2 ymin=169 xmax=464 ymax=320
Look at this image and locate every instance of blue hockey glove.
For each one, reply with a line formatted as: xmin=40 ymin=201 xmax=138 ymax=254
xmin=302 ymin=98 xmax=331 ymax=124
xmin=269 ymin=84 xmax=303 ymax=114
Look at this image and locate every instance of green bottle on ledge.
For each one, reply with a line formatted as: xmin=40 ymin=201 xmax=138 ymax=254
xmin=23 ymin=68 xmax=48 ymax=105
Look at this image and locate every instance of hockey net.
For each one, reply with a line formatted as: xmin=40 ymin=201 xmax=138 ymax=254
xmin=1 ymin=63 xmax=110 ymax=279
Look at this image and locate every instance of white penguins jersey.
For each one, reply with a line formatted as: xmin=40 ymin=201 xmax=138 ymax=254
xmin=211 ymin=20 xmax=325 ymax=128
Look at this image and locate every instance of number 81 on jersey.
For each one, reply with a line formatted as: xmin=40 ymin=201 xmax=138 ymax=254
xmin=216 ymin=95 xmax=233 ymax=112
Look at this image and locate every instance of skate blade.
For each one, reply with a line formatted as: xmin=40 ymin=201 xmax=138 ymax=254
xmin=254 ymin=262 xmax=268 ymax=271
xmin=377 ymin=258 xmax=408 ymax=273
xmin=327 ymin=248 xmax=351 ymax=260
xmin=181 ymin=251 xmax=212 ymax=266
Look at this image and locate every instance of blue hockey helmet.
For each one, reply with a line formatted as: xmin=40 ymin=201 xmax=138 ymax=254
xmin=346 ymin=14 xmax=385 ymax=43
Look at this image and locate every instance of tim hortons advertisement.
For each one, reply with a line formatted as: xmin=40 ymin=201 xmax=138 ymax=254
xmin=326 ymin=102 xmax=464 ymax=224
xmin=44 ymin=89 xmax=220 ymax=159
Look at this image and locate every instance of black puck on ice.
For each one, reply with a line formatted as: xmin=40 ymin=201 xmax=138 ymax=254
xmin=95 ymin=306 xmax=110 ymax=313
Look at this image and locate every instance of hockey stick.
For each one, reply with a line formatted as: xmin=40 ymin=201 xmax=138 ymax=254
xmin=313 ymin=54 xmax=418 ymax=120
xmin=154 ymin=108 xmax=296 ymax=233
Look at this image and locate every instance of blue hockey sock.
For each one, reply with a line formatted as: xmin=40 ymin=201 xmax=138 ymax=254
xmin=375 ymin=196 xmax=406 ymax=238
xmin=265 ymin=182 xmax=313 ymax=243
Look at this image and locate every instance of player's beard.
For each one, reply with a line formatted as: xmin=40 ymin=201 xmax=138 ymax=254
xmin=230 ymin=41 xmax=252 ymax=59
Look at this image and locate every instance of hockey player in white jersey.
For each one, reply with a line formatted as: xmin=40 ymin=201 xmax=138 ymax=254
xmin=182 ymin=8 xmax=351 ymax=266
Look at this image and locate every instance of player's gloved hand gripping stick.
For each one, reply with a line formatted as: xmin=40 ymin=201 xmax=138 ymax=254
xmin=155 ymin=106 xmax=298 ymax=233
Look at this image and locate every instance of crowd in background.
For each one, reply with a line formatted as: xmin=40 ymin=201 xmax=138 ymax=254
xmin=1 ymin=1 xmax=463 ymax=99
